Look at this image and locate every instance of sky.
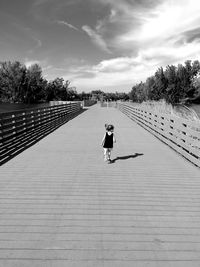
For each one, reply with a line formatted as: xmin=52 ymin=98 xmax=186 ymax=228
xmin=1 ymin=0 xmax=200 ymax=93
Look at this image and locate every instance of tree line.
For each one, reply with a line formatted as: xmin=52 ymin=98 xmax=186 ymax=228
xmin=90 ymin=90 xmax=129 ymax=101
xmin=129 ymin=60 xmax=200 ymax=104
xmin=0 ymin=61 xmax=129 ymax=104
xmin=2 ymin=60 xmax=200 ymax=106
xmin=0 ymin=61 xmax=79 ymax=104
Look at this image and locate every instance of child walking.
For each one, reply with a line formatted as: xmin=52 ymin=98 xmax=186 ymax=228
xmin=101 ymin=124 xmax=116 ymax=163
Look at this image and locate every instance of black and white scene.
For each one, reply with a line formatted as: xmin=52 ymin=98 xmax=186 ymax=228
xmin=0 ymin=0 xmax=200 ymax=266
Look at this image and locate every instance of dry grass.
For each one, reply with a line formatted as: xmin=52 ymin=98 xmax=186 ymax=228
xmin=133 ymin=100 xmax=200 ymax=121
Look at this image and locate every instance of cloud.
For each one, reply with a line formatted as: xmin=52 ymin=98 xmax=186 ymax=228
xmin=88 ymin=0 xmax=200 ymax=56
xmin=179 ymin=27 xmax=200 ymax=43
xmin=64 ymin=55 xmax=156 ymax=92
xmin=112 ymin=0 xmax=200 ymax=47
xmin=93 ymin=57 xmax=139 ymax=73
xmin=33 ymin=0 xmax=200 ymax=92
xmin=56 ymin=20 xmax=79 ymax=31
xmin=90 ymin=0 xmax=200 ymax=83
xmin=24 ymin=59 xmax=41 ymax=68
xmin=82 ymin=25 xmax=111 ymax=53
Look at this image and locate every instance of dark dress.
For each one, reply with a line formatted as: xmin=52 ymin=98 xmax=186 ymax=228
xmin=103 ymin=132 xmax=113 ymax=148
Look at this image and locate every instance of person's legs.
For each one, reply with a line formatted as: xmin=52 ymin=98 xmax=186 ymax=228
xmin=104 ymin=148 xmax=108 ymax=161
xmin=107 ymin=148 xmax=112 ymax=161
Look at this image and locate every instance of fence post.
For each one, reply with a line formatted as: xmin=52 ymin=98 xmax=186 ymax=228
xmin=0 ymin=119 xmax=3 ymax=145
xmin=11 ymin=114 xmax=16 ymax=136
xmin=22 ymin=112 xmax=26 ymax=133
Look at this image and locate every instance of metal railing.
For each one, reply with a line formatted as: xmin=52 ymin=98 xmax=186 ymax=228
xmin=117 ymin=102 xmax=200 ymax=168
xmin=0 ymin=102 xmax=82 ymax=165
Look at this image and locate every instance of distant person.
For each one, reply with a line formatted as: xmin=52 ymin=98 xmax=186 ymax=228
xmin=101 ymin=124 xmax=116 ymax=163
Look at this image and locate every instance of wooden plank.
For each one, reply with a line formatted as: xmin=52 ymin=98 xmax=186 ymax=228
xmin=0 ymin=104 xmax=200 ymax=267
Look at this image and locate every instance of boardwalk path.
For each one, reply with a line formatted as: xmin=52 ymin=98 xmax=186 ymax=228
xmin=0 ymin=104 xmax=200 ymax=267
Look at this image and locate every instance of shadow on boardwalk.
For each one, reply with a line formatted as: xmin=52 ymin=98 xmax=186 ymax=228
xmin=111 ymin=153 xmax=144 ymax=163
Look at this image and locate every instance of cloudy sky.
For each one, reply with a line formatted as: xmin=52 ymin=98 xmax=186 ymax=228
xmin=1 ymin=0 xmax=200 ymax=92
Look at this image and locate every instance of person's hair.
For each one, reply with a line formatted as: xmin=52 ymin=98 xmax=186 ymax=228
xmin=105 ymin=124 xmax=114 ymax=131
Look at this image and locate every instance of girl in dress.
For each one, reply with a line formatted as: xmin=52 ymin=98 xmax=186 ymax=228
xmin=101 ymin=124 xmax=116 ymax=163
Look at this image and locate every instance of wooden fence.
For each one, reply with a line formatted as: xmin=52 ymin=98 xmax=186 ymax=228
xmin=0 ymin=102 xmax=82 ymax=165
xmin=117 ymin=102 xmax=200 ymax=168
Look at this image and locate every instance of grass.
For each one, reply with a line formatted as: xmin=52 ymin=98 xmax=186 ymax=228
xmin=129 ymin=100 xmax=200 ymax=153
xmin=133 ymin=100 xmax=200 ymax=121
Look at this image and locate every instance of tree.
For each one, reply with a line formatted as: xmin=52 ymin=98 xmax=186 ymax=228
xmin=129 ymin=60 xmax=200 ymax=104
xmin=191 ymin=60 xmax=200 ymax=76
xmin=91 ymin=90 xmax=104 ymax=101
xmin=129 ymin=86 xmax=137 ymax=102
xmin=191 ymin=71 xmax=200 ymax=103
xmin=164 ymin=65 xmax=179 ymax=104
xmin=78 ymin=91 xmax=90 ymax=101
xmin=45 ymin=78 xmax=75 ymax=101
xmin=65 ymin=81 xmax=79 ymax=100
xmin=154 ymin=67 xmax=168 ymax=100
xmin=45 ymin=78 xmax=65 ymax=101
xmin=23 ymin=64 xmax=47 ymax=104
xmin=66 ymin=86 xmax=78 ymax=101
xmin=145 ymin=76 xmax=157 ymax=101
xmin=176 ymin=60 xmax=200 ymax=101
xmin=129 ymin=82 xmax=146 ymax=102
xmin=0 ymin=61 xmax=26 ymax=103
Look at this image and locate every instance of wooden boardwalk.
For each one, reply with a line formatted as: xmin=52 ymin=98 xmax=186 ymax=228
xmin=0 ymin=104 xmax=200 ymax=267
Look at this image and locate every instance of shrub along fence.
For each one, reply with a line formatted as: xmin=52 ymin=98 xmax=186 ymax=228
xmin=117 ymin=102 xmax=200 ymax=168
xmin=83 ymin=100 xmax=97 ymax=107
xmin=0 ymin=102 xmax=82 ymax=165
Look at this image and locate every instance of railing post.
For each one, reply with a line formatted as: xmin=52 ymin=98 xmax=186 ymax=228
xmin=11 ymin=114 xmax=16 ymax=136
xmin=37 ymin=109 xmax=41 ymax=125
xmin=0 ymin=119 xmax=3 ymax=145
xmin=22 ymin=112 xmax=26 ymax=133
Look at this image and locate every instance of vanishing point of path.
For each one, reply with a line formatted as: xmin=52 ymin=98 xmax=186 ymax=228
xmin=0 ymin=104 xmax=200 ymax=267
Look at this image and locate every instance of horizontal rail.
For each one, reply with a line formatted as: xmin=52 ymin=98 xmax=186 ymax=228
xmin=117 ymin=102 xmax=200 ymax=168
xmin=0 ymin=102 xmax=82 ymax=165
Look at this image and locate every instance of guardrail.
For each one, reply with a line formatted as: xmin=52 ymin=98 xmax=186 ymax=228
xmin=117 ymin=102 xmax=200 ymax=168
xmin=0 ymin=102 xmax=82 ymax=165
